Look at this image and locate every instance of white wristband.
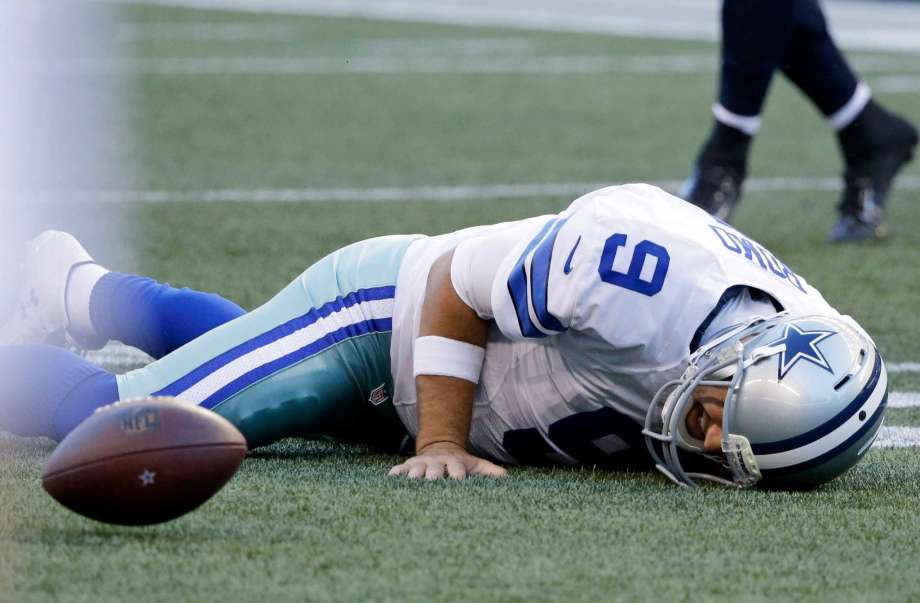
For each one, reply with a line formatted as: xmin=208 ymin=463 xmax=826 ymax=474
xmin=413 ymin=336 xmax=486 ymax=383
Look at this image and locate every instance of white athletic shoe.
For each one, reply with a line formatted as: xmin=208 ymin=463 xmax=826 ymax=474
xmin=0 ymin=230 xmax=97 ymax=346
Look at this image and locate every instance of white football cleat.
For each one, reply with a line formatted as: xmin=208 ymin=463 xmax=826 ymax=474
xmin=0 ymin=230 xmax=98 ymax=346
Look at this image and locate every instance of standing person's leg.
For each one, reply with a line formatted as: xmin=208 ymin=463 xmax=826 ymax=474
xmin=780 ymin=0 xmax=861 ymax=120
xmin=781 ymin=0 xmax=918 ymax=242
xmin=683 ymin=0 xmax=797 ymax=220
xmin=0 ymin=235 xmax=419 ymax=452
xmin=716 ymin=0 xmax=796 ymax=124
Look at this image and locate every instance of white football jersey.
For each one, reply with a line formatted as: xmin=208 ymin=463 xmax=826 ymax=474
xmin=390 ymin=184 xmax=841 ymax=467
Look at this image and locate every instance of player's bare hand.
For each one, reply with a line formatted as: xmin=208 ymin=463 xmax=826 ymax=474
xmin=387 ymin=442 xmax=507 ymax=480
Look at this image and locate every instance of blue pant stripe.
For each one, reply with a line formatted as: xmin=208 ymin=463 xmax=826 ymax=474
xmin=199 ymin=317 xmax=393 ymax=409
xmin=154 ymin=285 xmax=396 ymax=398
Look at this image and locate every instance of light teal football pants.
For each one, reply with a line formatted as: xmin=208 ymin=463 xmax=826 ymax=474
xmin=116 ymin=235 xmax=421 ymax=450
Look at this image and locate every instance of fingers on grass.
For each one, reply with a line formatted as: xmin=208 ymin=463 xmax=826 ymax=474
xmin=474 ymin=461 xmax=508 ymax=478
xmin=388 ymin=458 xmax=504 ymax=480
xmin=407 ymin=463 xmax=428 ymax=480
xmin=446 ymin=459 xmax=468 ymax=480
xmin=425 ymin=463 xmax=447 ymax=481
xmin=387 ymin=463 xmax=409 ymax=477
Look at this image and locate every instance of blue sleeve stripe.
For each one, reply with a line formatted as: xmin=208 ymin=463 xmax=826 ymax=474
xmin=529 ymin=217 xmax=569 ymax=333
xmin=506 ymin=218 xmax=564 ymax=338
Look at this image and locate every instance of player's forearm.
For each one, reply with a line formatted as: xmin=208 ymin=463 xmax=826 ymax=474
xmin=414 ymin=375 xmax=476 ymax=451
xmin=415 ymin=251 xmax=489 ymax=453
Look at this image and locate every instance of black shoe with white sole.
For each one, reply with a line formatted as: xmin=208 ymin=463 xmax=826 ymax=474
xmin=830 ymin=102 xmax=918 ymax=243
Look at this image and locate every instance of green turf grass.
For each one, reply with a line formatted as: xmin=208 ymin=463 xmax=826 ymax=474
xmin=3 ymin=5 xmax=920 ymax=602
xmin=5 ymin=435 xmax=920 ymax=602
xmin=888 ymin=407 xmax=920 ymax=427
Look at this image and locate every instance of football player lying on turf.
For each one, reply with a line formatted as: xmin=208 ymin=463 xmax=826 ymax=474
xmin=0 ymin=184 xmax=887 ymax=488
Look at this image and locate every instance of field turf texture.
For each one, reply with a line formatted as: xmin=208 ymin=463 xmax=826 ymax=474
xmin=2 ymin=4 xmax=920 ymax=602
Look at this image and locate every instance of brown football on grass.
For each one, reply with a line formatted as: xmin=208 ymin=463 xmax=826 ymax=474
xmin=42 ymin=397 xmax=246 ymax=525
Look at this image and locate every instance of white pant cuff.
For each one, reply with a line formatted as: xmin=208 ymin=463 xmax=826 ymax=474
xmin=829 ymin=82 xmax=871 ymax=131
xmin=712 ymin=103 xmax=761 ymax=136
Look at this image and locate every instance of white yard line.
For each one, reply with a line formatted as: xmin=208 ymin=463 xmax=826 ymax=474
xmin=84 ymin=341 xmax=920 ymax=453
xmin=889 ymin=393 xmax=920 ymax=409
xmin=68 ymin=182 xmax=618 ymax=203
xmin=117 ymin=21 xmax=298 ymax=41
xmin=874 ymin=75 xmax=920 ymax=94
xmin=64 ymin=55 xmax=920 ymax=77
xmin=74 ymin=54 xmax=721 ymax=75
xmin=60 ymin=176 xmax=920 ymax=204
xmin=888 ymin=363 xmax=920 ymax=374
xmin=357 ymin=37 xmax=539 ymax=56
xmin=84 ymin=344 xmax=154 ymax=373
xmin=109 ymin=0 xmax=920 ymax=53
xmin=852 ymin=56 xmax=920 ymax=73
xmin=873 ymin=426 xmax=920 ymax=449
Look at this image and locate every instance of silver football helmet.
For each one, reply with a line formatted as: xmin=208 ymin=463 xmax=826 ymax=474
xmin=643 ymin=312 xmax=887 ymax=489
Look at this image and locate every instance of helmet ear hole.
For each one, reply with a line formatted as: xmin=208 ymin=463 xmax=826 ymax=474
xmin=833 ymin=374 xmax=852 ymax=390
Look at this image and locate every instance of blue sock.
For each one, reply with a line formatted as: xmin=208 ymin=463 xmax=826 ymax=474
xmin=90 ymin=272 xmax=246 ymax=359
xmin=0 ymin=345 xmax=118 ymax=440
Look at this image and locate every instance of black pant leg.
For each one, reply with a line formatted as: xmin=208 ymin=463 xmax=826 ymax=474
xmin=718 ymin=0 xmax=796 ymax=116
xmin=780 ymin=0 xmax=860 ymax=117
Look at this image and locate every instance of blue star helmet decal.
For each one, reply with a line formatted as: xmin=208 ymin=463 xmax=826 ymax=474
xmin=772 ymin=323 xmax=838 ymax=380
